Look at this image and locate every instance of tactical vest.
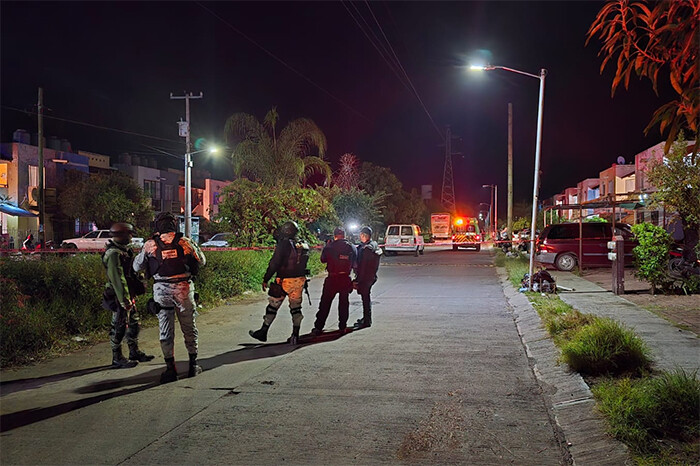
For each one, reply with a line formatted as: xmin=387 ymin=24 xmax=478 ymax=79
xmin=102 ymin=243 xmax=145 ymax=296
xmin=281 ymin=239 xmax=310 ymax=277
xmin=147 ymin=232 xmax=189 ymax=278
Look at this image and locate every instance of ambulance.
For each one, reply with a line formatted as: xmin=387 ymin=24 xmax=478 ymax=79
xmin=452 ymin=216 xmax=481 ymax=251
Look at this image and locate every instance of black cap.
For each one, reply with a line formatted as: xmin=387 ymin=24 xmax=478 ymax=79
xmin=333 ymin=227 xmax=345 ymax=237
xmin=360 ymin=226 xmax=372 ymax=236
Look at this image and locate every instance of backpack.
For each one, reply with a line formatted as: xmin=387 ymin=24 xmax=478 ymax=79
xmin=521 ymin=270 xmax=557 ymax=293
xmin=285 ymin=239 xmax=310 ymax=276
xmin=102 ymin=243 xmax=146 ymax=296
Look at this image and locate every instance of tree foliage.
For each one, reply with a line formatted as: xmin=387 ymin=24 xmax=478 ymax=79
xmin=224 ymin=107 xmax=332 ymax=187
xmin=359 ymin=162 xmax=428 ymax=227
xmin=216 ymin=179 xmax=332 ymax=246
xmin=646 ymin=133 xmax=700 ymax=260
xmin=587 ymin=0 xmax=699 ymax=153
xmin=58 ymin=171 xmax=154 ymax=231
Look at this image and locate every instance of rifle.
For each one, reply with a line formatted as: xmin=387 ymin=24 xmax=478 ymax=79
xmin=304 ymin=278 xmax=312 ymax=305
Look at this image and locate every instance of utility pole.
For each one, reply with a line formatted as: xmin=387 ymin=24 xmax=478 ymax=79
xmin=507 ymin=103 xmax=513 ymax=241
xmin=38 ymin=87 xmax=45 ymax=248
xmin=170 ymin=91 xmax=202 ymax=238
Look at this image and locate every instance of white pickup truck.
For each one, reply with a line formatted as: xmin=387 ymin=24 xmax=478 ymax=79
xmin=61 ymin=230 xmax=144 ymax=250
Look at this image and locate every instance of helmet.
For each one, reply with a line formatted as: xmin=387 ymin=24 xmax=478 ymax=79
xmin=333 ymin=227 xmax=345 ymax=238
xmin=154 ymin=212 xmax=178 ymax=233
xmin=279 ymin=221 xmax=299 ymax=239
xmin=360 ymin=226 xmax=372 ymax=237
xmin=110 ymin=222 xmax=135 ymax=237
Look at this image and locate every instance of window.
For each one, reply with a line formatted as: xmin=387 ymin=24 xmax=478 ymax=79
xmin=582 ymin=223 xmax=607 ymax=239
xmin=400 ymin=226 xmax=413 ymax=236
xmin=387 ymin=226 xmax=399 ymax=235
xmin=164 ymin=184 xmax=174 ymax=201
xmin=85 ymin=231 xmax=100 ymax=238
xmin=29 ymin=165 xmax=38 ymax=186
xmin=99 ymin=231 xmax=111 ymax=238
xmin=548 ymin=224 xmax=578 ymax=239
xmin=143 ymin=180 xmax=161 ymax=200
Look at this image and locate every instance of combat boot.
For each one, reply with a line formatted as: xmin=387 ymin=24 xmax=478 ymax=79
xmin=188 ymin=353 xmax=203 ymax=377
xmin=129 ymin=348 xmax=155 ymax=362
xmin=112 ymin=347 xmax=137 ymax=369
xmin=355 ymin=315 xmax=372 ymax=329
xmin=287 ymin=325 xmax=301 ymax=345
xmin=249 ymin=323 xmax=270 ymax=342
xmin=160 ymin=357 xmax=178 ymax=384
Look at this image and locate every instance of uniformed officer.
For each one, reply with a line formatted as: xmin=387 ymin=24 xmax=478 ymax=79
xmin=133 ymin=212 xmax=206 ymax=384
xmin=312 ymin=227 xmax=357 ymax=335
xmin=249 ymin=221 xmax=310 ymax=345
xmin=102 ymin=222 xmax=154 ymax=368
xmin=353 ymin=226 xmax=382 ymax=329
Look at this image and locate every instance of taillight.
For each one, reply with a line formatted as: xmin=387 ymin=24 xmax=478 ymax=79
xmin=452 ymin=235 xmax=456 ymax=240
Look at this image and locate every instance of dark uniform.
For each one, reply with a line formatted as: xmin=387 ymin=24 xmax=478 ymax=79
xmin=250 ymin=221 xmax=310 ymax=345
xmin=101 ymin=222 xmax=153 ymax=368
xmin=353 ymin=226 xmax=382 ymax=328
xmin=313 ymin=228 xmax=357 ymax=334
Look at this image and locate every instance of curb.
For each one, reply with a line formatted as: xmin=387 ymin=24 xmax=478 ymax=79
xmin=498 ymin=267 xmax=632 ymax=465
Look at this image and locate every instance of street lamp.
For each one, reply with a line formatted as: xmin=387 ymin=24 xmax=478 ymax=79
xmin=471 ymin=63 xmax=546 ymax=291
xmin=482 ymin=184 xmax=497 ymax=240
xmin=184 ymin=146 xmax=218 ymax=238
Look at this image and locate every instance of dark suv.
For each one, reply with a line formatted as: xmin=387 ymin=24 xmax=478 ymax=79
xmin=535 ymin=222 xmax=635 ymax=271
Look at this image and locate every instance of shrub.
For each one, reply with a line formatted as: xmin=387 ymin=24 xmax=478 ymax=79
xmin=631 ymin=223 xmax=673 ymax=294
xmin=593 ymin=369 xmax=700 ymax=455
xmin=561 ymin=317 xmax=652 ymax=375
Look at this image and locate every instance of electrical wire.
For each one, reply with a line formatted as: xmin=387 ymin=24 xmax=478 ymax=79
xmin=1 ymin=105 xmax=180 ymax=143
xmin=363 ymin=0 xmax=444 ymax=142
xmin=196 ymin=2 xmax=372 ymax=124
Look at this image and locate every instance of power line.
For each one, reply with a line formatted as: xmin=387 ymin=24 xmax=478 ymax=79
xmin=2 ymin=105 xmax=180 ymax=143
xmin=363 ymin=0 xmax=444 ymax=142
xmin=196 ymin=2 xmax=372 ymax=124
xmin=340 ymin=1 xmax=412 ymax=93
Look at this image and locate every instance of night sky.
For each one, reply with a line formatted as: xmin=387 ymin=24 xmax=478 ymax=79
xmin=1 ymin=1 xmax=677 ymax=216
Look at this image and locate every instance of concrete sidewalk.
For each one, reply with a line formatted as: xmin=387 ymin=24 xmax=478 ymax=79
xmin=550 ymin=271 xmax=700 ymax=374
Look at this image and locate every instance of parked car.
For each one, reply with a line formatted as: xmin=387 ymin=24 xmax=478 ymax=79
xmin=382 ymin=224 xmax=425 ymax=256
xmin=535 ymin=222 xmax=635 ymax=271
xmin=61 ymin=230 xmax=144 ymax=250
xmin=201 ymin=232 xmax=234 ymax=248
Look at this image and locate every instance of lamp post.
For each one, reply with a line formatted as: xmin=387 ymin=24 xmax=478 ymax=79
xmin=471 ymin=64 xmax=546 ymax=290
xmin=482 ymin=184 xmax=497 ymax=240
xmin=184 ymin=147 xmax=218 ymax=238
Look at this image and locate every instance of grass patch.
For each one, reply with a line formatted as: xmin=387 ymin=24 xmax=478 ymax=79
xmin=498 ymin=250 xmax=530 ymax=288
xmin=592 ymin=369 xmax=700 ymax=463
xmin=0 ymin=249 xmax=323 ymax=367
xmin=561 ymin=317 xmax=652 ymax=376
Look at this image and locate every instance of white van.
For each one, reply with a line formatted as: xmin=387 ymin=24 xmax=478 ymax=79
xmin=383 ymin=224 xmax=425 ymax=256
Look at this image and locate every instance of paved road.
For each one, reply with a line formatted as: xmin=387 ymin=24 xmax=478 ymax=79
xmin=1 ymin=247 xmax=568 ymax=465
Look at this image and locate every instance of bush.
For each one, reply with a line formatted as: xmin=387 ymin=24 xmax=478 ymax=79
xmin=593 ymin=369 xmax=700 ymax=456
xmin=631 ymin=223 xmax=673 ymax=294
xmin=0 ymin=249 xmax=323 ymax=367
xmin=561 ymin=317 xmax=652 ymax=376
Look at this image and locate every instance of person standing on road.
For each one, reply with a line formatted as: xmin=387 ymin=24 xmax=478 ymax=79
xmin=101 ymin=222 xmax=154 ymax=368
xmin=312 ymin=227 xmax=356 ymax=335
xmin=133 ymin=212 xmax=206 ymax=384
xmin=353 ymin=226 xmax=382 ymax=329
xmin=249 ymin=221 xmax=310 ymax=345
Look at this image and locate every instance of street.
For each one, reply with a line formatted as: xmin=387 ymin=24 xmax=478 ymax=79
xmin=1 ymin=247 xmax=567 ymax=465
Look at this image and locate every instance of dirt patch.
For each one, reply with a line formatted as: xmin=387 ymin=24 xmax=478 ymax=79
xmin=580 ymin=268 xmax=700 ymax=335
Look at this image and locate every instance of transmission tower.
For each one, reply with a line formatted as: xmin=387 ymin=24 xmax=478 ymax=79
xmin=441 ymin=126 xmax=458 ymax=213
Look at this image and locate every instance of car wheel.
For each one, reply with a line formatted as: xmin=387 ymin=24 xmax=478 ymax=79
xmin=555 ymin=253 xmax=577 ymax=272
xmin=452 ymin=245 xmax=458 ymax=251
xmin=475 ymin=244 xmax=481 ymax=252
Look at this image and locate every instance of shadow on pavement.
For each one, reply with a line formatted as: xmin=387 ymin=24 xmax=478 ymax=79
xmin=0 ymin=329 xmax=355 ymax=433
xmin=0 ymin=365 xmax=113 ymax=397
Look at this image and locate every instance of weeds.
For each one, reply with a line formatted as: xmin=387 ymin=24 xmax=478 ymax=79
xmin=561 ymin=317 xmax=652 ymax=376
xmin=592 ymin=369 xmax=700 ymax=461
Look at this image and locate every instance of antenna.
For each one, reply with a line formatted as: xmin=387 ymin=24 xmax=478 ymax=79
xmin=616 ymin=156 xmax=626 ymax=165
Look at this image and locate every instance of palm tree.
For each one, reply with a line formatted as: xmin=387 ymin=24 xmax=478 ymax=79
xmin=224 ymin=107 xmax=332 ymax=187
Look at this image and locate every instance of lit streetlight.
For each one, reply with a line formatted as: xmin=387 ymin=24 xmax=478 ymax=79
xmin=482 ymin=184 xmax=497 ymax=240
xmin=184 ymin=146 xmax=218 ymax=238
xmin=471 ymin=63 xmax=546 ymax=291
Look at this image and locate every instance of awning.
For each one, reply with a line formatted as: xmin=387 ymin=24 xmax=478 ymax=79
xmin=0 ymin=203 xmax=38 ymax=217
